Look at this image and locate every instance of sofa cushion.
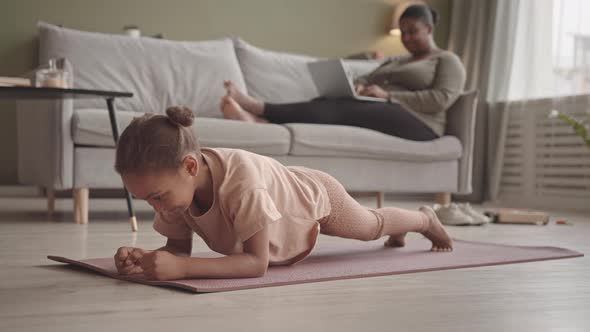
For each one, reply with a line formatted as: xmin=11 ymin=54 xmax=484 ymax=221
xmin=233 ymin=38 xmax=380 ymax=103
xmin=233 ymin=38 xmax=319 ymax=103
xmin=72 ymin=109 xmax=291 ymax=155
xmin=38 ymin=22 xmax=247 ymax=118
xmin=285 ymin=123 xmax=462 ymax=162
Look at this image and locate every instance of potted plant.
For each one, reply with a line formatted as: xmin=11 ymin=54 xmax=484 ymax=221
xmin=548 ymin=110 xmax=590 ymax=149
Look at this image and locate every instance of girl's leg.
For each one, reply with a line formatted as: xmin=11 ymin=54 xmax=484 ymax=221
xmin=310 ymin=169 xmax=453 ymax=252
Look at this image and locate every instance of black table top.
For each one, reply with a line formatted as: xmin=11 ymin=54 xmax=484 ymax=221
xmin=0 ymin=86 xmax=133 ymax=99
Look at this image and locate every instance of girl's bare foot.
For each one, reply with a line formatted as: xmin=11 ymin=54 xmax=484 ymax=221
xmin=220 ymin=95 xmax=268 ymax=123
xmin=419 ymin=206 xmax=454 ymax=252
xmin=384 ymin=233 xmax=406 ymax=247
xmin=223 ymin=80 xmax=265 ymax=116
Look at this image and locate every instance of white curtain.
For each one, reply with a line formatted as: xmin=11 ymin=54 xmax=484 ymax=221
xmin=487 ymin=0 xmax=551 ymax=200
xmin=447 ymin=0 xmax=520 ymax=201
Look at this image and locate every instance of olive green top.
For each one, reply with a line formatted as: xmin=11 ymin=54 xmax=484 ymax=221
xmin=355 ymin=50 xmax=466 ymax=136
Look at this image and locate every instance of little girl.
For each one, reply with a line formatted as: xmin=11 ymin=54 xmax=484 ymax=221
xmin=113 ymin=106 xmax=453 ymax=281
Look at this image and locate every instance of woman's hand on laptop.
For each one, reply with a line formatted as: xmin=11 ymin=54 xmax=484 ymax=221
xmin=358 ymin=85 xmax=388 ymax=99
xmin=354 ymin=84 xmax=365 ymax=94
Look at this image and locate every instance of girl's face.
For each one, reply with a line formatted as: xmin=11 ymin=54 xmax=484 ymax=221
xmin=122 ymin=161 xmax=197 ymax=214
xmin=399 ymin=18 xmax=433 ymax=55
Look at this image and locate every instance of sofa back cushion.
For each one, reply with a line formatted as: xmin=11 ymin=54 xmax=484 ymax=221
xmin=38 ymin=22 xmax=247 ymax=118
xmin=233 ymin=38 xmax=319 ymax=103
xmin=234 ymin=38 xmax=380 ymax=103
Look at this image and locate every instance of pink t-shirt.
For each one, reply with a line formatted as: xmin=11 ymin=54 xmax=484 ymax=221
xmin=153 ymin=148 xmax=331 ymax=266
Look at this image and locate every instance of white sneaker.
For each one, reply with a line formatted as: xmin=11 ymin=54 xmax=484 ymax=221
xmin=457 ymin=203 xmax=491 ymax=225
xmin=433 ymin=203 xmax=474 ymax=226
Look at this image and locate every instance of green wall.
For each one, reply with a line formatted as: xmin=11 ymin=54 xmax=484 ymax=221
xmin=0 ymin=0 xmax=450 ymax=184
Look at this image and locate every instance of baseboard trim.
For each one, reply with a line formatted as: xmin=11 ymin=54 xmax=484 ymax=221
xmin=0 ymin=187 xmax=466 ymax=202
xmin=386 ymin=193 xmax=432 ymax=201
xmin=0 ymin=185 xmax=43 ymax=197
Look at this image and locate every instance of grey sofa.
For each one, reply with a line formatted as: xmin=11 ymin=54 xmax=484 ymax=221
xmin=17 ymin=22 xmax=477 ymax=224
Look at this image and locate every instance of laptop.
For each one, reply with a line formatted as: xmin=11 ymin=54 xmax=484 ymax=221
xmin=307 ymin=59 xmax=387 ymax=102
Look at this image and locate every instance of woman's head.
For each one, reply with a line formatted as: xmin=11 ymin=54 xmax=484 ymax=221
xmin=398 ymin=4 xmax=438 ymax=55
xmin=115 ymin=106 xmax=201 ymax=213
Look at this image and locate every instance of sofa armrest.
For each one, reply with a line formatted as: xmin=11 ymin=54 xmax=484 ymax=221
xmin=16 ymin=99 xmax=74 ymax=190
xmin=445 ymin=90 xmax=479 ymax=194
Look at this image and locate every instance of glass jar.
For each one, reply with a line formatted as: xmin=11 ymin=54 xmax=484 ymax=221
xmin=35 ymin=58 xmax=71 ymax=88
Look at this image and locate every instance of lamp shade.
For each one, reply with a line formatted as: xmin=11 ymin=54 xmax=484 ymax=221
xmin=389 ymin=0 xmax=426 ymax=35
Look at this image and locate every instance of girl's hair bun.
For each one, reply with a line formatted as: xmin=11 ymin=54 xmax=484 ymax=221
xmin=166 ymin=106 xmax=195 ymax=127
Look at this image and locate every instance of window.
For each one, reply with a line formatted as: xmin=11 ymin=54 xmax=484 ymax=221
xmin=497 ymin=0 xmax=590 ymax=210
xmin=553 ymin=0 xmax=590 ymax=97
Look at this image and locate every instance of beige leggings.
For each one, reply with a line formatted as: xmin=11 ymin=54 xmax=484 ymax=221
xmin=310 ymin=169 xmax=429 ymax=241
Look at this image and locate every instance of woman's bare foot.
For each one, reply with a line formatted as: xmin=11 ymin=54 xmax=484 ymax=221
xmin=220 ymin=95 xmax=268 ymax=123
xmin=223 ymin=80 xmax=265 ymax=116
xmin=384 ymin=233 xmax=406 ymax=247
xmin=419 ymin=206 xmax=454 ymax=252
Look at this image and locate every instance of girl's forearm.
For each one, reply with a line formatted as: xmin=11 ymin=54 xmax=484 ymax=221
xmin=181 ymin=254 xmax=268 ymax=279
xmin=157 ymin=238 xmax=193 ymax=256
xmin=158 ymin=244 xmax=190 ymax=256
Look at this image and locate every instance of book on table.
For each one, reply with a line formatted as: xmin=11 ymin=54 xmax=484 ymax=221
xmin=484 ymin=208 xmax=550 ymax=225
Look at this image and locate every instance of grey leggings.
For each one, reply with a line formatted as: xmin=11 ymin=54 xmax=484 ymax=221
xmin=264 ymin=98 xmax=439 ymax=141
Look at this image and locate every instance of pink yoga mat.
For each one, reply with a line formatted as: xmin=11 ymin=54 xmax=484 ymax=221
xmin=48 ymin=239 xmax=583 ymax=293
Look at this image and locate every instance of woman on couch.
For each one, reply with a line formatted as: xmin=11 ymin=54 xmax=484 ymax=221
xmin=221 ymin=4 xmax=466 ymax=142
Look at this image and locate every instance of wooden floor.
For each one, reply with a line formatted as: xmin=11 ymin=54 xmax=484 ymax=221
xmin=0 ymin=197 xmax=588 ymax=332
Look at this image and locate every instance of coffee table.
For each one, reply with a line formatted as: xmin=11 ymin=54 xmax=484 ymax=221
xmin=0 ymin=86 xmax=138 ymax=231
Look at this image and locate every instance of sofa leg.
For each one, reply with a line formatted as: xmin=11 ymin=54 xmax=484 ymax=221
xmin=376 ymin=192 xmax=384 ymax=208
xmin=46 ymin=188 xmax=55 ymax=216
xmin=73 ymin=188 xmax=89 ymax=224
xmin=435 ymin=192 xmax=451 ymax=206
